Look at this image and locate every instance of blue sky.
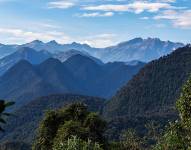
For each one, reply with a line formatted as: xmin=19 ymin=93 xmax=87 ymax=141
xmin=0 ymin=0 xmax=190 ymax=47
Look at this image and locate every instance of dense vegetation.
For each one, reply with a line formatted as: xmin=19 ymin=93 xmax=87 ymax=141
xmin=154 ymin=75 xmax=191 ymax=149
xmin=0 ymin=94 xmax=105 ymax=144
xmin=31 ymin=102 xmax=172 ymax=150
xmin=32 ymin=103 xmax=107 ymax=150
xmin=103 ymin=45 xmax=191 ymax=120
xmin=0 ymin=100 xmax=14 ymax=131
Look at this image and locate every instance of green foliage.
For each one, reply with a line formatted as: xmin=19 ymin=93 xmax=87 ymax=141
xmin=33 ymin=103 xmax=107 ymax=150
xmin=54 ymin=121 xmax=88 ymax=142
xmin=154 ymin=75 xmax=191 ymax=149
xmin=120 ymin=129 xmax=143 ymax=150
xmin=0 ymin=100 xmax=14 ymax=131
xmin=144 ymin=121 xmax=162 ymax=148
xmin=84 ymin=113 xmax=107 ymax=144
xmin=177 ymin=75 xmax=191 ymax=127
xmin=53 ymin=136 xmax=103 ymax=150
xmin=32 ymin=110 xmax=61 ymax=150
xmin=103 ymin=45 xmax=191 ymax=120
xmin=107 ymin=129 xmax=144 ymax=150
xmin=154 ymin=122 xmax=187 ymax=150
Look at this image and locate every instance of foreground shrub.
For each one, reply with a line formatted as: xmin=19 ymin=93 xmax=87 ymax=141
xmin=33 ymin=103 xmax=107 ymax=150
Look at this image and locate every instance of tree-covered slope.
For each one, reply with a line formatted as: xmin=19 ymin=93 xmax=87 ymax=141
xmin=103 ymin=45 xmax=191 ymax=120
xmin=0 ymin=94 xmax=105 ymax=144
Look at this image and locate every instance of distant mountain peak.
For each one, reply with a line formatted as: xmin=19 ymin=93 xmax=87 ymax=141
xmin=46 ymin=40 xmax=58 ymax=45
xmin=146 ymin=37 xmax=160 ymax=41
xmin=118 ymin=37 xmax=143 ymax=46
xmin=70 ymin=42 xmax=84 ymax=47
xmin=69 ymin=42 xmax=90 ymax=48
xmin=65 ymin=54 xmax=100 ymax=66
xmin=71 ymin=42 xmax=79 ymax=44
xmin=30 ymin=40 xmax=44 ymax=44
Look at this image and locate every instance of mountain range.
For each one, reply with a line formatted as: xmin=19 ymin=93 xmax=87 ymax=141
xmin=0 ymin=47 xmax=52 ymax=76
xmin=0 ymin=38 xmax=184 ymax=63
xmin=0 ymin=54 xmax=144 ymax=109
xmin=99 ymin=38 xmax=183 ymax=62
xmin=0 ymin=47 xmax=103 ymax=76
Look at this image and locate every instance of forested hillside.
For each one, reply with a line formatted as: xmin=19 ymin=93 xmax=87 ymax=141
xmin=103 ymin=45 xmax=191 ymax=120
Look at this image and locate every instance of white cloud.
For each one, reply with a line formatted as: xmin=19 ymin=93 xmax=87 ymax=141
xmin=0 ymin=26 xmax=118 ymax=47
xmin=47 ymin=0 xmax=75 ymax=9
xmin=78 ymin=12 xmax=114 ymax=17
xmin=82 ymin=1 xmax=173 ymax=14
xmin=154 ymin=10 xmax=191 ymax=28
xmin=0 ymin=28 xmax=71 ymax=44
xmin=81 ymin=34 xmax=118 ymax=48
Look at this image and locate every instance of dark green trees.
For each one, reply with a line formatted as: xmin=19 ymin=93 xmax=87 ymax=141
xmin=33 ymin=103 xmax=107 ymax=150
xmin=155 ymin=75 xmax=191 ymax=149
xmin=0 ymin=100 xmax=14 ymax=131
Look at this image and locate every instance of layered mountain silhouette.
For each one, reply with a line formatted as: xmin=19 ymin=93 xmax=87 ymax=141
xmin=102 ymin=45 xmax=191 ymax=120
xmin=54 ymin=49 xmax=103 ymax=65
xmin=0 ymin=47 xmax=52 ymax=76
xmin=0 ymin=38 xmax=183 ymax=63
xmin=1 ymin=45 xmax=191 ymax=144
xmin=22 ymin=40 xmax=95 ymax=54
xmin=0 ymin=54 xmax=144 ymax=109
xmin=0 ymin=47 xmax=103 ymax=76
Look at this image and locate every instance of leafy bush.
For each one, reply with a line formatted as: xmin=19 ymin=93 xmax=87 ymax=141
xmin=33 ymin=103 xmax=107 ymax=150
